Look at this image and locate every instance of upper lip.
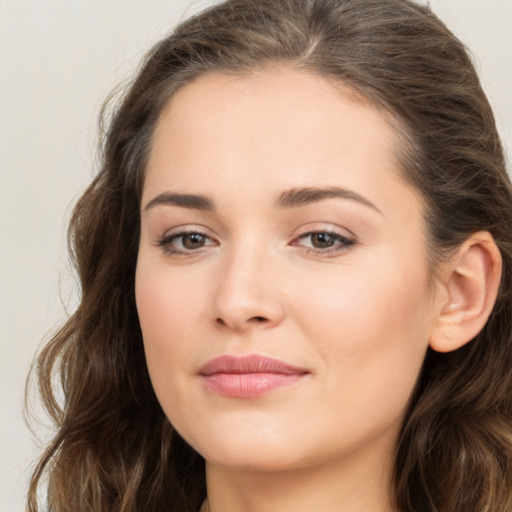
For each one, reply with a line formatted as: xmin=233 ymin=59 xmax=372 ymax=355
xmin=199 ymin=355 xmax=309 ymax=376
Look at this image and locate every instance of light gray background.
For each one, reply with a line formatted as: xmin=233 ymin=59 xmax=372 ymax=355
xmin=1 ymin=1 xmax=511 ymax=511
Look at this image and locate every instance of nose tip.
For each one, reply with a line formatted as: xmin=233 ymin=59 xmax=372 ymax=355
xmin=212 ymin=253 xmax=286 ymax=332
xmin=214 ymin=298 xmax=285 ymax=332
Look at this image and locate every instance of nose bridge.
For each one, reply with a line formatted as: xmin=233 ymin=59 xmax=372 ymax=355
xmin=213 ymin=232 xmax=284 ymax=330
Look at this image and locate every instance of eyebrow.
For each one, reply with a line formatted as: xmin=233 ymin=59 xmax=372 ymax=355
xmin=143 ymin=186 xmax=382 ymax=215
xmin=144 ymin=192 xmax=215 ymax=212
xmin=276 ymin=186 xmax=382 ymax=214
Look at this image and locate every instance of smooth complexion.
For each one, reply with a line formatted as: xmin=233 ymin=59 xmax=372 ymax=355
xmin=136 ymin=67 xmax=439 ymax=512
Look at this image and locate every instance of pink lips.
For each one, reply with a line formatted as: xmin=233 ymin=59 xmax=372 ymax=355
xmin=199 ymin=355 xmax=309 ymax=398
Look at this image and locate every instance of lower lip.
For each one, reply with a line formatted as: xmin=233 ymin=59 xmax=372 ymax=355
xmin=202 ymin=372 xmax=306 ymax=398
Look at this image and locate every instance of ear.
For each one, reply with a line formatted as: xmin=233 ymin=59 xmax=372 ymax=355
xmin=430 ymin=231 xmax=502 ymax=353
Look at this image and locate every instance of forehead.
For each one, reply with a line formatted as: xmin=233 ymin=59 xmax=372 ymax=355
xmin=144 ymin=66 xmax=419 ymax=216
xmin=151 ymin=66 xmax=399 ymax=164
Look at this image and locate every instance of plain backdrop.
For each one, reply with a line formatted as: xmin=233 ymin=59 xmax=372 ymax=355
xmin=1 ymin=1 xmax=511 ymax=511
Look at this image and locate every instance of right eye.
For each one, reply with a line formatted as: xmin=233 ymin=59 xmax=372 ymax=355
xmin=157 ymin=230 xmax=218 ymax=256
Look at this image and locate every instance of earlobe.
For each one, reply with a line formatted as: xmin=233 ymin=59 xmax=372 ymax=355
xmin=430 ymin=231 xmax=502 ymax=353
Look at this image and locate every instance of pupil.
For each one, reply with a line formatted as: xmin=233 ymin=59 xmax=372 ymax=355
xmin=312 ymin=233 xmax=333 ymax=248
xmin=183 ymin=233 xmax=205 ymax=249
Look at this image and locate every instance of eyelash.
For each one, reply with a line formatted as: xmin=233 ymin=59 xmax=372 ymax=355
xmin=292 ymin=230 xmax=356 ymax=256
xmin=156 ymin=230 xmax=215 ymax=257
xmin=156 ymin=229 xmax=356 ymax=257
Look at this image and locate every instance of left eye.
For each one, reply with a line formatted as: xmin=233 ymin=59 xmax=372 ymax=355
xmin=293 ymin=231 xmax=355 ymax=252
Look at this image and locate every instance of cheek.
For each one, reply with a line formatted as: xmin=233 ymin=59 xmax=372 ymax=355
xmin=296 ymin=261 xmax=431 ymax=339
xmin=135 ymin=263 xmax=206 ymax=404
xmin=292 ymin=255 xmax=432 ymax=402
xmin=136 ymin=261 xmax=207 ymax=340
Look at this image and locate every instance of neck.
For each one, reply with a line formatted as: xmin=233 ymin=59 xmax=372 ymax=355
xmin=204 ymin=444 xmax=396 ymax=512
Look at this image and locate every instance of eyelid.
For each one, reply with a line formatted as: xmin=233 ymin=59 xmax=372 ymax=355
xmin=158 ymin=223 xmax=218 ymax=240
xmin=292 ymin=222 xmax=356 ymax=240
xmin=289 ymin=223 xmax=357 ymax=256
xmin=155 ymin=224 xmax=219 ymax=256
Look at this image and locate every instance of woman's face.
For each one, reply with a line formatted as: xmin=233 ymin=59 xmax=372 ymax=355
xmin=136 ymin=67 xmax=437 ymax=473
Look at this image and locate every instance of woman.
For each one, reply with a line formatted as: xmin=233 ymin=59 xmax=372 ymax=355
xmin=27 ymin=0 xmax=512 ymax=511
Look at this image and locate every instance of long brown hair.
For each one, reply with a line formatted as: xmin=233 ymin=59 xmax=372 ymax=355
xmin=27 ymin=0 xmax=512 ymax=510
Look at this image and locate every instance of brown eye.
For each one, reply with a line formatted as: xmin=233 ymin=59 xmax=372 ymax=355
xmin=182 ymin=233 xmax=206 ymax=249
xmin=157 ymin=230 xmax=217 ymax=256
xmin=310 ymin=232 xmax=336 ymax=249
xmin=292 ymin=230 xmax=356 ymax=255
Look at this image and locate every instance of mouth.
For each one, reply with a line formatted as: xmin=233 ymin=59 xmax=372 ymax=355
xmin=199 ymin=354 xmax=310 ymax=398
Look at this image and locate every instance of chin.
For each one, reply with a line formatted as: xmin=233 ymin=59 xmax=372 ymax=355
xmin=184 ymin=417 xmax=310 ymax=472
xmin=202 ymin=443 xmax=307 ymax=473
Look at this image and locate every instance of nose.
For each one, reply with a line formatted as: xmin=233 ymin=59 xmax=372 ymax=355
xmin=212 ymin=244 xmax=286 ymax=332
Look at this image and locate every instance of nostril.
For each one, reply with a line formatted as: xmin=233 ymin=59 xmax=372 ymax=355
xmin=215 ymin=315 xmax=271 ymax=329
xmin=216 ymin=316 xmax=267 ymax=327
